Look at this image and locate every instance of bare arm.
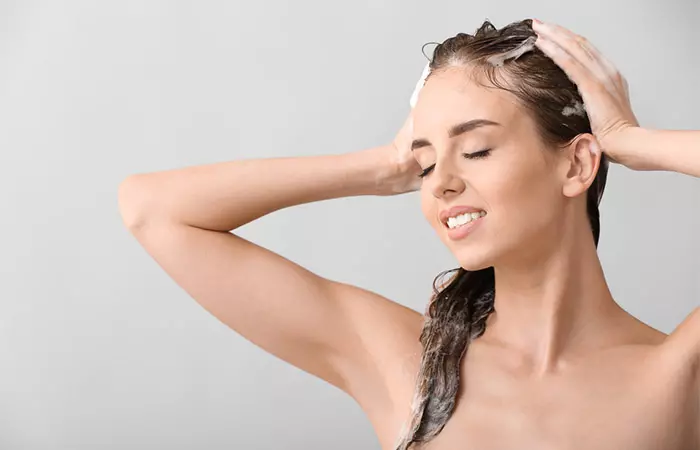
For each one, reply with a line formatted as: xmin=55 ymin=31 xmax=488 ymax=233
xmin=616 ymin=127 xmax=700 ymax=178
xmin=616 ymin=129 xmax=700 ymax=432
xmin=119 ymin=146 xmax=398 ymax=231
xmin=117 ymin=146 xmax=422 ymax=411
xmin=529 ymin=21 xmax=699 ymax=179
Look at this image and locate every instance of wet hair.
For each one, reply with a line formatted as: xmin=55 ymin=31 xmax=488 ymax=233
xmin=393 ymin=18 xmax=609 ymax=450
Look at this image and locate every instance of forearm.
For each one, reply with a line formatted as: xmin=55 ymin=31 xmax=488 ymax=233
xmin=118 ymin=146 xmax=393 ymax=232
xmin=625 ymin=127 xmax=700 ymax=177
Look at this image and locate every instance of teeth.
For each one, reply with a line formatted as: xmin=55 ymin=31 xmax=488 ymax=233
xmin=446 ymin=210 xmax=486 ymax=229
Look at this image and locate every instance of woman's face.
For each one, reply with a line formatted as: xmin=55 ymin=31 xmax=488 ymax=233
xmin=412 ymin=67 xmax=569 ymax=270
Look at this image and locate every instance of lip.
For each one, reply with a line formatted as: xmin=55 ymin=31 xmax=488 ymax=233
xmin=439 ymin=205 xmax=485 ymax=225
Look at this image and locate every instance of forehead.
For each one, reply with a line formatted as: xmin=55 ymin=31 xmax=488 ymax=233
xmin=413 ymin=67 xmax=522 ymax=138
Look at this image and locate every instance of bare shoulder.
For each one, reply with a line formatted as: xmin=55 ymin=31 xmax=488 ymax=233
xmin=654 ymin=307 xmax=700 ymax=444
xmin=652 ymin=307 xmax=700 ymax=385
xmin=659 ymin=307 xmax=700 ymax=360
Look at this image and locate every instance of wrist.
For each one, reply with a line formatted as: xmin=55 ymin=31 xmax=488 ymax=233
xmin=371 ymin=143 xmax=423 ymax=196
xmin=604 ymin=127 xmax=661 ymax=171
xmin=625 ymin=127 xmax=676 ymax=172
xmin=345 ymin=145 xmax=400 ymax=196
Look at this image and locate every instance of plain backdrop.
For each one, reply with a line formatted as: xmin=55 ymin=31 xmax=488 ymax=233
xmin=0 ymin=1 xmax=698 ymax=449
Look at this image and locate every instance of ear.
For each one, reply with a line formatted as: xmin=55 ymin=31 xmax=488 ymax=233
xmin=560 ymin=134 xmax=601 ymax=199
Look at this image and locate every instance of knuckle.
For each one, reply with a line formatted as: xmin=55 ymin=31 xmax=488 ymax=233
xmin=589 ymin=79 xmax=607 ymax=94
xmin=574 ymin=35 xmax=588 ymax=46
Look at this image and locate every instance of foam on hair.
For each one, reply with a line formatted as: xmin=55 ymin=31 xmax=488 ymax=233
xmin=486 ymin=35 xmax=538 ymax=67
xmin=562 ymin=100 xmax=586 ymax=117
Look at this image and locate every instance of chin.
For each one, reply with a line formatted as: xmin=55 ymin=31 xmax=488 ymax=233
xmin=453 ymin=247 xmax=495 ymax=272
xmin=459 ymin=260 xmax=493 ymax=272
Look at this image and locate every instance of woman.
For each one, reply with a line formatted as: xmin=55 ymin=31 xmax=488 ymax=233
xmin=118 ymin=19 xmax=700 ymax=450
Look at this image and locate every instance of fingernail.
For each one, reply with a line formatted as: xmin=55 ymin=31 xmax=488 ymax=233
xmin=590 ymin=141 xmax=600 ymax=155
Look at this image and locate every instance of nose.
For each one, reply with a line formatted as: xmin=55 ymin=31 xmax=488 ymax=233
xmin=430 ymin=159 xmax=466 ymax=199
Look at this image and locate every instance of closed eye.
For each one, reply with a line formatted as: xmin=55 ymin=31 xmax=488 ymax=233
xmin=417 ymin=148 xmax=492 ymax=179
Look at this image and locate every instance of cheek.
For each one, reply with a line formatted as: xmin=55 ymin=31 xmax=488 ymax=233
xmin=420 ymin=189 xmax=437 ymax=225
xmin=484 ymin=165 xmax=559 ymax=224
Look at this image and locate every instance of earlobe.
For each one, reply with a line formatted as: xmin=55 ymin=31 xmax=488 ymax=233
xmin=561 ymin=134 xmax=601 ymax=198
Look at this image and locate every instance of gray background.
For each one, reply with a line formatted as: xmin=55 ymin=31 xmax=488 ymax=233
xmin=1 ymin=1 xmax=698 ymax=449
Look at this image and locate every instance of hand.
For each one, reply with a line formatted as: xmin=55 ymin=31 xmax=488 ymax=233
xmin=532 ymin=20 xmax=642 ymax=168
xmin=384 ymin=112 xmax=423 ymax=195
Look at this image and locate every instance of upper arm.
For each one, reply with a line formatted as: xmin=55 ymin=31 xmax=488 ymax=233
xmin=123 ymin=217 xmax=422 ymax=409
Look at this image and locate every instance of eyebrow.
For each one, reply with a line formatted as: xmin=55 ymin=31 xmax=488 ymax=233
xmin=411 ymin=119 xmax=502 ymax=151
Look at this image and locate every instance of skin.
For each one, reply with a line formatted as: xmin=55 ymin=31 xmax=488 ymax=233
xmin=397 ymin=68 xmax=696 ymax=450
xmin=412 ymin=65 xmax=646 ymax=375
xmin=375 ymin=20 xmax=699 ymax=449
xmin=121 ymin=19 xmax=699 ymax=450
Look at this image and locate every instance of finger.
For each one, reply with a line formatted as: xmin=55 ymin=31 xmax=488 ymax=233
xmin=597 ymin=53 xmax=627 ymax=92
xmin=551 ymin=26 xmax=623 ymax=86
xmin=577 ymin=38 xmax=626 ymax=93
xmin=534 ymin=35 xmax=597 ymax=92
xmin=534 ymin=21 xmax=594 ymax=60
xmin=535 ymin=32 xmax=624 ymax=101
xmin=535 ymin=35 xmax=621 ymax=112
xmin=534 ymin=22 xmax=618 ymax=90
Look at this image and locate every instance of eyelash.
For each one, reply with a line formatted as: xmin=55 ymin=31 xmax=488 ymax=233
xmin=417 ymin=148 xmax=492 ymax=179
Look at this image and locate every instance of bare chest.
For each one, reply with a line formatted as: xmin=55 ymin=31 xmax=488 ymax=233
xmin=422 ymin=376 xmax=695 ymax=450
xmin=386 ymin=345 xmax=698 ymax=450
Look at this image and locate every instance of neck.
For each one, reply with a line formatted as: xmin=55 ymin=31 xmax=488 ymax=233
xmin=480 ymin=218 xmax=626 ymax=377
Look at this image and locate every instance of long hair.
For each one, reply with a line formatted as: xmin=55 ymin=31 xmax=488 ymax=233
xmin=393 ymin=18 xmax=609 ymax=450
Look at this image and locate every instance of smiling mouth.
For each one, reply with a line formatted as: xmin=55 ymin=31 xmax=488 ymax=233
xmin=443 ymin=210 xmax=487 ymax=229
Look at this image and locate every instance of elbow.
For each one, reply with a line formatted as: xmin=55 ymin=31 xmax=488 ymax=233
xmin=118 ymin=175 xmax=154 ymax=231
